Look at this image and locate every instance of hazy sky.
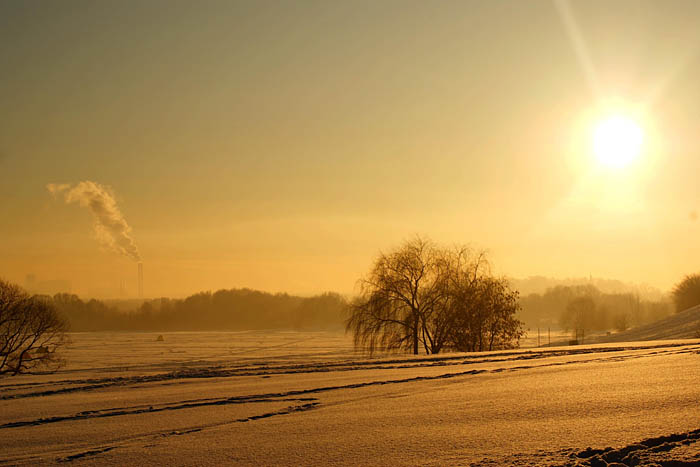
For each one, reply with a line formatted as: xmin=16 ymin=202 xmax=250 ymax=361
xmin=2 ymin=0 xmax=700 ymax=298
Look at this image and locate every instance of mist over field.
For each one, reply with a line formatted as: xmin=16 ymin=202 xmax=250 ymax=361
xmin=4 ymin=0 xmax=700 ymax=465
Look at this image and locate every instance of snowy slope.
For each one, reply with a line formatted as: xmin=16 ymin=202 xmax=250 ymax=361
xmin=595 ymin=304 xmax=700 ymax=343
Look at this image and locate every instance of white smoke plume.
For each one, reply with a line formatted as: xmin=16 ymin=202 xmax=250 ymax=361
xmin=47 ymin=181 xmax=141 ymax=262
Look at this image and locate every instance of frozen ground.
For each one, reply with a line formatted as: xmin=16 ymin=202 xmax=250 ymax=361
xmin=1 ymin=332 xmax=700 ymax=466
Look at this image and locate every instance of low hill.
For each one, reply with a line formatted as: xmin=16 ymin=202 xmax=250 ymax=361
xmin=594 ymin=305 xmax=700 ymax=343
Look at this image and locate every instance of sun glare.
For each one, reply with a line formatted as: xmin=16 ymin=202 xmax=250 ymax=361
xmin=592 ymin=115 xmax=644 ymax=169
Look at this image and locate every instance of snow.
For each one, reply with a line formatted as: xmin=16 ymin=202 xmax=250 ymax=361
xmin=594 ymin=305 xmax=700 ymax=343
xmin=2 ymin=332 xmax=700 ymax=465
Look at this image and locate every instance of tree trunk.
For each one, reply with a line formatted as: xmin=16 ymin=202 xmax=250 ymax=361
xmin=413 ymin=314 xmax=419 ymax=355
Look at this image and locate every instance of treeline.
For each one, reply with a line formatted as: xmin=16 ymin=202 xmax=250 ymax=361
xmin=41 ymin=280 xmax=677 ymax=336
xmin=518 ymin=284 xmax=671 ymax=331
xmin=510 ymin=276 xmax=664 ymax=301
xmin=46 ymin=289 xmax=348 ymax=332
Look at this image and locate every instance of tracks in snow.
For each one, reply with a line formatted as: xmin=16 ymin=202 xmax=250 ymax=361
xmin=473 ymin=428 xmax=700 ymax=466
xmin=2 ymin=343 xmax=699 ymax=431
xmin=563 ymin=428 xmax=700 ymax=466
xmin=2 ymin=342 xmax=698 ymax=401
xmin=3 ymin=342 xmax=700 ymax=465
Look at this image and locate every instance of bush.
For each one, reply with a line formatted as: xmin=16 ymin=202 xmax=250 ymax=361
xmin=672 ymin=274 xmax=700 ymax=312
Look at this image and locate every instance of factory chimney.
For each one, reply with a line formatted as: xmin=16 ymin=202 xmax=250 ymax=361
xmin=138 ymin=263 xmax=143 ymax=299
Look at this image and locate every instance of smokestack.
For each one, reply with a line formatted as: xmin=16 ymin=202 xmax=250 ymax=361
xmin=138 ymin=263 xmax=143 ymax=299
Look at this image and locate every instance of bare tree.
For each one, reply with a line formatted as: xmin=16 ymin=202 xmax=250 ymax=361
xmin=442 ymin=248 xmax=490 ymax=352
xmin=347 ymin=237 xmax=524 ymax=355
xmin=561 ymin=296 xmax=596 ymax=344
xmin=347 ymin=236 xmax=446 ymax=355
xmin=0 ymin=279 xmax=68 ymax=376
xmin=482 ymin=278 xmax=523 ymax=351
xmin=447 ymin=271 xmax=523 ymax=352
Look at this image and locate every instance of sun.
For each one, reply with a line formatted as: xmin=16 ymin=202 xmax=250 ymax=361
xmin=592 ymin=115 xmax=644 ymax=169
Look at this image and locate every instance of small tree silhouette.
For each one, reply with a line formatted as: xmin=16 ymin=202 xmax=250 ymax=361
xmin=0 ymin=279 xmax=68 ymax=376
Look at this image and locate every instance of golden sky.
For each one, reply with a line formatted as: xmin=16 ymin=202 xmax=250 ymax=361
xmin=2 ymin=1 xmax=700 ymax=298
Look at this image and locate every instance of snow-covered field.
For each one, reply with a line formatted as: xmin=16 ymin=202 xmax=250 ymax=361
xmin=2 ymin=332 xmax=700 ymax=466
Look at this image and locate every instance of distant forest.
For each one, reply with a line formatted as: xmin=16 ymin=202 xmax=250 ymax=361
xmin=39 ymin=282 xmax=672 ymax=334
xmin=518 ymin=284 xmax=671 ymax=331
xmin=46 ymin=289 xmax=348 ymax=332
